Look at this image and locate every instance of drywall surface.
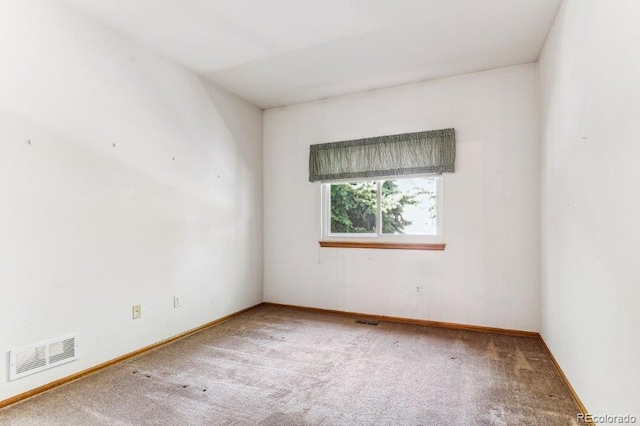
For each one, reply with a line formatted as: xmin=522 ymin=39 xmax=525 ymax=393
xmin=539 ymin=0 xmax=640 ymax=417
xmin=0 ymin=1 xmax=262 ymax=401
xmin=264 ymin=64 xmax=540 ymax=331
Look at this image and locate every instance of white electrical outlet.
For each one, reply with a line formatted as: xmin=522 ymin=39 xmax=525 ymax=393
xmin=132 ymin=305 xmax=141 ymax=319
xmin=415 ymin=286 xmax=422 ymax=295
xmin=174 ymin=296 xmax=181 ymax=308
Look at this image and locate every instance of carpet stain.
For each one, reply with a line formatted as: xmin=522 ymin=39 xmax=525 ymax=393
xmin=486 ymin=338 xmax=501 ymax=360
xmin=513 ymin=348 xmax=533 ymax=376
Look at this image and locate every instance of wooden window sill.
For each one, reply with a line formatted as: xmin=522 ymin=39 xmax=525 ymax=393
xmin=319 ymin=241 xmax=446 ymax=251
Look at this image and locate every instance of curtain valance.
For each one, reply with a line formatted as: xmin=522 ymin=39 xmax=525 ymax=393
xmin=308 ymin=128 xmax=455 ymax=182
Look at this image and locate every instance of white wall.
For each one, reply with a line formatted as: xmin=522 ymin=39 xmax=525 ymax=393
xmin=264 ymin=64 xmax=540 ymax=331
xmin=539 ymin=0 xmax=640 ymax=417
xmin=0 ymin=1 xmax=262 ymax=401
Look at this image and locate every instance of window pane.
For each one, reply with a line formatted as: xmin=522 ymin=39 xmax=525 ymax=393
xmin=381 ymin=177 xmax=437 ymax=235
xmin=330 ymin=182 xmax=377 ymax=233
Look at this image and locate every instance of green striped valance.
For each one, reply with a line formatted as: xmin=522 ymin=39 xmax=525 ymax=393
xmin=308 ymin=128 xmax=455 ymax=182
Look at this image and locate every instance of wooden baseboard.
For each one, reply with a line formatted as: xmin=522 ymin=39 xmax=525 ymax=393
xmin=538 ymin=335 xmax=592 ymax=425
xmin=262 ymin=302 xmax=539 ymax=337
xmin=0 ymin=302 xmax=264 ymax=410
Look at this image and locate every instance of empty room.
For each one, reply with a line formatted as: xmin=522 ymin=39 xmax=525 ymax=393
xmin=1 ymin=0 xmax=638 ymax=424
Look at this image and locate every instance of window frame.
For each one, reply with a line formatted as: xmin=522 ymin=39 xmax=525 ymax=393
xmin=320 ymin=174 xmax=444 ymax=244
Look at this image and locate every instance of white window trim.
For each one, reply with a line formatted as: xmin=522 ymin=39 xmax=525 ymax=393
xmin=320 ymin=174 xmax=444 ymax=244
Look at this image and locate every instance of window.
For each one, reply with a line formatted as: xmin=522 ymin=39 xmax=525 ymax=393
xmin=321 ymin=175 xmax=442 ymax=244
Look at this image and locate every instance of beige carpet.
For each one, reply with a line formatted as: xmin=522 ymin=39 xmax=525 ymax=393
xmin=0 ymin=305 xmax=580 ymax=425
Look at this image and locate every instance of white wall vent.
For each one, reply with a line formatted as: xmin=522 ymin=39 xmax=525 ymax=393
xmin=9 ymin=334 xmax=78 ymax=381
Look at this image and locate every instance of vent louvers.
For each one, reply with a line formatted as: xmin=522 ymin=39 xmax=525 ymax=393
xmin=9 ymin=335 xmax=78 ymax=381
xmin=16 ymin=346 xmax=46 ymax=375
xmin=355 ymin=319 xmax=379 ymax=326
xmin=49 ymin=338 xmax=76 ymax=364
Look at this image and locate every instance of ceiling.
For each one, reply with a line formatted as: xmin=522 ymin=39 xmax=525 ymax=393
xmin=58 ymin=0 xmax=563 ymax=109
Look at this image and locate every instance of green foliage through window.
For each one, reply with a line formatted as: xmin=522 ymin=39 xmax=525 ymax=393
xmin=329 ymin=178 xmax=437 ymax=235
xmin=330 ymin=182 xmax=376 ymax=233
